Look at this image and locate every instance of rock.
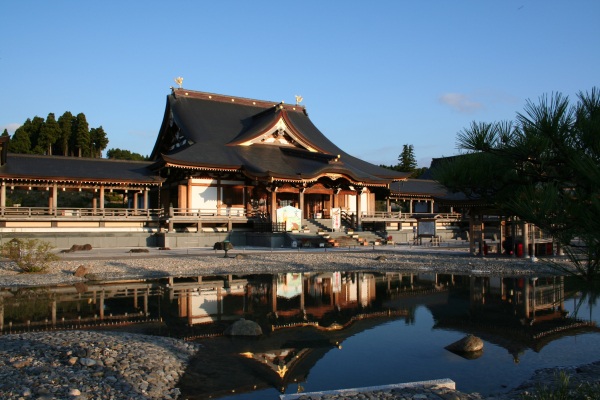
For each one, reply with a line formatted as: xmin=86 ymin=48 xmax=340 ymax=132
xmin=73 ymin=265 xmax=88 ymax=277
xmin=375 ymin=255 xmax=387 ymax=261
xmin=129 ymin=248 xmax=149 ymax=253
xmin=79 ymin=357 xmax=97 ymax=367
xmin=224 ymin=318 xmax=262 ymax=336
xmin=12 ymin=359 xmax=32 ymax=368
xmin=67 ymin=356 xmax=78 ymax=365
xmin=69 ymin=388 xmax=81 ymax=396
xmin=235 ymin=254 xmax=248 ymax=259
xmin=445 ymin=334 xmax=484 ymax=354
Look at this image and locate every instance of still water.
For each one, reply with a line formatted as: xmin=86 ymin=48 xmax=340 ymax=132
xmin=1 ymin=271 xmax=599 ymax=399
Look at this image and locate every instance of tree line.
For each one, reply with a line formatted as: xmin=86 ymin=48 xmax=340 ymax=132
xmin=3 ymin=112 xmax=148 ymax=160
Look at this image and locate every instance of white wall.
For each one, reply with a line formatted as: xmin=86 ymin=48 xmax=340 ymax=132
xmin=191 ymin=186 xmax=218 ymax=210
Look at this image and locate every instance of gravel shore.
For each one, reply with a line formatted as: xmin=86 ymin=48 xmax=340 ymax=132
xmin=0 ymin=247 xmax=596 ymax=400
xmin=0 ymin=246 xmax=566 ymax=288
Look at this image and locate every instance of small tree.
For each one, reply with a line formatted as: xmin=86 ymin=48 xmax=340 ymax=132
xmin=398 ymin=144 xmax=417 ymax=172
xmin=1 ymin=238 xmax=59 ymax=273
xmin=90 ymin=126 xmax=109 ymax=158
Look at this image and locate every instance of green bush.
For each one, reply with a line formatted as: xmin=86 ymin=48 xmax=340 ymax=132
xmin=1 ymin=238 xmax=59 ymax=273
xmin=520 ymin=371 xmax=600 ymax=400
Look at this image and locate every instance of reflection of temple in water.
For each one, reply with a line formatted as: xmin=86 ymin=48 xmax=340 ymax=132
xmin=429 ymin=275 xmax=598 ymax=363
xmin=1 ymin=271 xmax=597 ymax=397
xmin=0 ymin=281 xmax=162 ymax=333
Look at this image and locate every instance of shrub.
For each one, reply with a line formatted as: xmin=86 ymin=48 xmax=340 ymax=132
xmin=1 ymin=238 xmax=59 ymax=273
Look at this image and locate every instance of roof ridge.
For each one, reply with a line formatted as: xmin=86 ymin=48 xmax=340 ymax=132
xmin=171 ymin=88 xmax=306 ymax=113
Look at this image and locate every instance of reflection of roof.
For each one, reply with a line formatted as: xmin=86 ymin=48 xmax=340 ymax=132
xmin=151 ymin=89 xmax=408 ymax=185
xmin=0 ymin=153 xmax=161 ymax=185
xmin=434 ymin=316 xmax=599 ymax=356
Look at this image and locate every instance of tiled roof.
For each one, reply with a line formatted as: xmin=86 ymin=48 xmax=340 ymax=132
xmin=151 ymin=89 xmax=408 ymax=185
xmin=0 ymin=154 xmax=162 ymax=185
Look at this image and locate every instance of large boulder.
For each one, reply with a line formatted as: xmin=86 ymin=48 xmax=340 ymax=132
xmin=224 ymin=319 xmax=262 ymax=337
xmin=445 ymin=334 xmax=484 ymax=355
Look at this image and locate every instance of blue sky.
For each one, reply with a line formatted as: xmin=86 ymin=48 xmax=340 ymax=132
xmin=1 ymin=1 xmax=598 ymax=168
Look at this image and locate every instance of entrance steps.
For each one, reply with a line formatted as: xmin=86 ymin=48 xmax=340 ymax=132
xmin=288 ymin=229 xmax=389 ymax=248
xmin=303 ymin=218 xmax=332 ymax=233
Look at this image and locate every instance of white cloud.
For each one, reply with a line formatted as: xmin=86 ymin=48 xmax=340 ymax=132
xmin=0 ymin=123 xmax=21 ymax=135
xmin=439 ymin=93 xmax=483 ymax=113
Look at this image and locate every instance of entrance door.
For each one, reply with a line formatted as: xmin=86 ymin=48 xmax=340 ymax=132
xmin=306 ymin=194 xmax=331 ymax=219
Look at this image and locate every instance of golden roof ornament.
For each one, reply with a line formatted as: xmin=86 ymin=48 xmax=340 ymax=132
xmin=295 ymin=95 xmax=303 ymax=105
xmin=174 ymin=77 xmax=184 ymax=88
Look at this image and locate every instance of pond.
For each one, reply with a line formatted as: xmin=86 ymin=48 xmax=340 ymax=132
xmin=1 ymin=271 xmax=598 ymax=399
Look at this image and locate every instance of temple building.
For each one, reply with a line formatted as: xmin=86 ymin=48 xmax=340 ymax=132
xmin=149 ymin=88 xmax=408 ymax=232
xmin=0 ymin=88 xmax=411 ymax=246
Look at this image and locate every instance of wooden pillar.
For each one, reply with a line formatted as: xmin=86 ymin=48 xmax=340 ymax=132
xmin=409 ymin=199 xmax=413 ymax=214
xmin=99 ymin=185 xmax=105 ymax=210
xmin=0 ymin=182 xmax=5 ymax=209
xmin=299 ymin=273 xmax=305 ymax=311
xmin=144 ymin=289 xmax=149 ymax=315
xmin=531 ymin=224 xmax=537 ymax=260
xmin=386 ymin=198 xmax=391 ymax=213
xmin=299 ymin=189 xmax=305 ymax=220
xmin=187 ymin=179 xmax=192 ymax=211
xmin=522 ymin=222 xmax=529 ymax=258
xmin=51 ymin=300 xmax=56 ymax=326
xmin=217 ymin=178 xmax=222 ymax=216
xmin=479 ymin=213 xmax=484 ymax=256
xmin=430 ymin=199 xmax=435 ymax=213
xmin=99 ymin=291 xmax=105 ymax=320
xmin=270 ymin=191 xmax=277 ymax=220
xmin=469 ymin=213 xmax=476 ymax=255
xmin=187 ymin=289 xmax=193 ymax=325
xmin=133 ymin=192 xmax=139 ymax=212
xmin=271 ymin=275 xmax=278 ymax=313
xmin=178 ymin=184 xmax=187 ymax=210
xmin=168 ymin=207 xmax=174 ymax=231
xmin=356 ymin=190 xmax=362 ymax=231
xmin=216 ymin=286 xmax=222 ymax=320
xmin=52 ymin=184 xmax=58 ymax=213
xmin=143 ymin=189 xmax=149 ymax=209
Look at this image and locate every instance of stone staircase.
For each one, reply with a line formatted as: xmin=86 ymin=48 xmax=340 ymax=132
xmin=288 ymin=220 xmax=391 ymax=248
xmin=302 ymin=218 xmax=332 ymax=233
xmin=291 ymin=230 xmax=388 ymax=248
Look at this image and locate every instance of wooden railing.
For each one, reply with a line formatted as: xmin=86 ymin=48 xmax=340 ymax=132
xmin=0 ymin=206 xmax=162 ymax=219
xmin=169 ymin=207 xmax=248 ymax=218
xmin=361 ymin=211 xmax=462 ymax=220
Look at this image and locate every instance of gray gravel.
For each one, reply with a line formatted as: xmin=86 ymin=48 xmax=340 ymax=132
xmin=0 ymin=330 xmax=201 ymax=399
xmin=0 ymin=246 xmax=568 ymax=288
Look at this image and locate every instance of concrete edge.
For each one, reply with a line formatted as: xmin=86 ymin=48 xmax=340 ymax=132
xmin=279 ymin=378 xmax=456 ymax=399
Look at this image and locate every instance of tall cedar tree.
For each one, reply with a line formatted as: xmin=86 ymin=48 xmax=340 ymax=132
xmin=9 ymin=119 xmax=33 ymax=153
xmin=89 ymin=126 xmax=109 ymax=158
xmin=72 ymin=113 xmax=90 ymax=157
xmin=56 ymin=111 xmax=74 ymax=156
xmin=36 ymin=113 xmax=61 ymax=155
xmin=398 ymin=144 xmax=418 ymax=172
